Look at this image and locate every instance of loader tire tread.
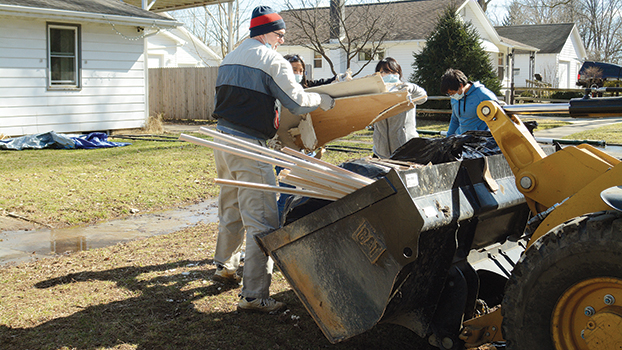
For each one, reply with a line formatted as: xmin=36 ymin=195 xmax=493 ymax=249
xmin=502 ymin=210 xmax=622 ymax=350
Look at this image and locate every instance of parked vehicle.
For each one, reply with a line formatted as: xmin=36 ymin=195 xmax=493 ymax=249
xmin=577 ymin=61 xmax=622 ymax=87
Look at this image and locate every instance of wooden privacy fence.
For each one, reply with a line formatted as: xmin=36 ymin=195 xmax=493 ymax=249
xmin=149 ymin=67 xmax=219 ymax=121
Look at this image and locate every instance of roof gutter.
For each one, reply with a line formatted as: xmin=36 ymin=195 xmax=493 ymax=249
xmin=0 ymin=4 xmax=183 ymax=28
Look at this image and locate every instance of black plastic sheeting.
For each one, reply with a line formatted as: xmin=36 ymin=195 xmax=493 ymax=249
xmin=0 ymin=131 xmax=131 ymax=150
xmin=280 ymin=131 xmax=520 ymax=226
xmin=390 ymin=131 xmax=501 ymax=164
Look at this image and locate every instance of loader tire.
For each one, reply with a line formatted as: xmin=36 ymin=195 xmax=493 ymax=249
xmin=502 ymin=211 xmax=622 ymax=350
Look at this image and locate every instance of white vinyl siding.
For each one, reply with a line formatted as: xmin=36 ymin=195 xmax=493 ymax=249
xmin=559 ymin=36 xmax=582 ymax=89
xmin=0 ymin=16 xmax=148 ymax=136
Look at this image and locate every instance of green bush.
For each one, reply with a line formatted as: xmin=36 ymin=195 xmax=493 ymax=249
xmin=410 ymin=5 xmax=501 ymax=96
xmin=550 ymin=91 xmax=583 ymax=99
xmin=520 ymin=91 xmax=534 ymax=97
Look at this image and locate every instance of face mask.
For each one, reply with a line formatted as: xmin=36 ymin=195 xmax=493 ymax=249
xmin=263 ymin=35 xmax=273 ymax=50
xmin=382 ymin=74 xmax=400 ymax=84
xmin=450 ymin=91 xmax=464 ymax=100
xmin=294 ymin=74 xmax=303 ymax=83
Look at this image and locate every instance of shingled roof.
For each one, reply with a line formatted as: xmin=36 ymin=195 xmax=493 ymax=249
xmin=280 ymin=0 xmax=459 ymax=46
xmin=0 ymin=0 xmax=171 ymax=21
xmin=494 ymin=23 xmax=575 ymax=54
xmin=498 ymin=35 xmax=539 ymax=52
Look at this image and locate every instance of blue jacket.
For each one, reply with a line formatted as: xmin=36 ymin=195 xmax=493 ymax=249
xmin=447 ymin=81 xmax=497 ymax=136
xmin=213 ymin=39 xmax=321 ymax=140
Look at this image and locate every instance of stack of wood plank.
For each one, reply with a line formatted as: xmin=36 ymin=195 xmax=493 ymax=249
xmin=179 ymin=127 xmax=375 ymax=201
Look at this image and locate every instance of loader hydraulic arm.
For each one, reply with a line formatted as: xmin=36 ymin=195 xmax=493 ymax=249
xmin=461 ymin=98 xmax=622 ymax=348
xmin=476 ymin=100 xmax=621 ymax=246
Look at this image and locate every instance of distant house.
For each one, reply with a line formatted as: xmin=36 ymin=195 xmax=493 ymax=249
xmin=148 ymin=16 xmax=221 ymax=68
xmin=495 ymin=23 xmax=588 ymax=88
xmin=0 ymin=0 xmax=181 ymax=137
xmin=278 ymin=0 xmax=531 ymax=93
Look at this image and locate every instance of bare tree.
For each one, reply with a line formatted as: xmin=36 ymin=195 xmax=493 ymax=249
xmin=577 ymin=0 xmax=622 ymax=63
xmin=503 ymin=0 xmax=622 ymax=63
xmin=281 ymin=0 xmax=397 ymax=77
xmin=170 ymin=0 xmax=253 ymax=58
xmin=477 ymin=0 xmax=492 ymax=13
xmin=503 ymin=0 xmax=578 ymax=25
xmin=540 ymin=62 xmax=559 ymax=87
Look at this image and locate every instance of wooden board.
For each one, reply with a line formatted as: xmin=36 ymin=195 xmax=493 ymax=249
xmin=278 ymin=90 xmax=410 ymax=151
xmin=311 ymin=90 xmax=409 ymax=148
xmin=304 ymin=73 xmax=386 ymax=98
xmin=276 ymin=74 xmax=389 ymax=151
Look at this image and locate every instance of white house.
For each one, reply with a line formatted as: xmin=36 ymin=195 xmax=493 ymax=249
xmin=278 ymin=0 xmax=520 ymax=89
xmin=147 ymin=16 xmax=221 ymax=68
xmin=495 ymin=24 xmax=588 ymax=88
xmin=0 ymin=0 xmax=181 ymax=137
xmin=277 ymin=0 xmax=572 ymax=95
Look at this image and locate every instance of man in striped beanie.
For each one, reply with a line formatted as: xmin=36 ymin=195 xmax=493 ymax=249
xmin=210 ymin=5 xmax=334 ymax=313
xmin=249 ymin=5 xmax=286 ymax=39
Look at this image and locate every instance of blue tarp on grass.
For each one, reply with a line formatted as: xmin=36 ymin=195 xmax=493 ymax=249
xmin=0 ymin=131 xmax=131 ymax=150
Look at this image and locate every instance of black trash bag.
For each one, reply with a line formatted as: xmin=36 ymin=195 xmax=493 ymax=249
xmin=389 ymin=131 xmax=501 ymax=165
xmin=280 ymin=159 xmax=390 ymax=226
xmin=281 ymin=195 xmax=332 ymax=227
xmin=338 ymin=158 xmax=392 ymax=180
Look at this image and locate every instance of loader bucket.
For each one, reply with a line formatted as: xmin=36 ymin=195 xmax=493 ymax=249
xmin=256 ymin=153 xmax=531 ymax=343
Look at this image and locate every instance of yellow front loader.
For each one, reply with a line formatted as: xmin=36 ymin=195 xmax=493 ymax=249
xmin=257 ymin=90 xmax=622 ymax=350
xmin=461 ymin=93 xmax=622 ymax=349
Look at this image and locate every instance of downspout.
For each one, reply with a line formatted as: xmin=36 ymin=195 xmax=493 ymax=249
xmin=510 ymin=48 xmax=515 ymax=104
xmin=529 ymin=51 xmax=535 ymax=85
xmin=143 ymin=0 xmax=151 ymax=124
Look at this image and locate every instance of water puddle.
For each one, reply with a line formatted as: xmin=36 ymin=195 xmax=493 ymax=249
xmin=0 ymin=200 xmax=218 ymax=266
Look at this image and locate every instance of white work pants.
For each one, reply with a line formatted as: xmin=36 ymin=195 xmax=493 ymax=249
xmin=213 ymin=136 xmax=278 ymax=299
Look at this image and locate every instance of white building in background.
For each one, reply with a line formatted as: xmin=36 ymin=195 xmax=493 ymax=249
xmin=278 ymin=0 xmax=522 ymax=90
xmin=277 ymin=0 xmax=587 ymax=92
xmin=0 ymin=0 xmax=180 ymax=137
xmin=148 ymin=19 xmax=221 ymax=68
xmin=495 ymin=23 xmax=587 ymax=88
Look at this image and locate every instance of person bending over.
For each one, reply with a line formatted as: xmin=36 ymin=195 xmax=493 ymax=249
xmin=440 ymin=68 xmax=497 ymax=136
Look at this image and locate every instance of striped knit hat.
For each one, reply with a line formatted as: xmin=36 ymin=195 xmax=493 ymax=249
xmin=249 ymin=6 xmax=285 ymax=37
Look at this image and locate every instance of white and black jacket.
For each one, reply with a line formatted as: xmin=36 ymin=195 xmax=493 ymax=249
xmin=213 ymin=39 xmax=322 ymax=140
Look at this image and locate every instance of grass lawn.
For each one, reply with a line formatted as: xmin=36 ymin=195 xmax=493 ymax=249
xmin=564 ymin=122 xmax=622 ymax=144
xmin=0 ymin=126 xmax=431 ymax=350
xmin=0 ymin=115 xmax=616 ymax=350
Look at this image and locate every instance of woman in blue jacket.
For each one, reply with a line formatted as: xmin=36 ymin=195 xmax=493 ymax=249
xmin=440 ymin=68 xmax=498 ymax=136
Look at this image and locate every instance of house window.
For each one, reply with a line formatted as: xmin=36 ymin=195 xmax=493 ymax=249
xmin=513 ymin=68 xmax=520 ymax=76
xmin=314 ymin=53 xmax=322 ymax=68
xmin=48 ymin=23 xmax=80 ymax=88
xmin=358 ymin=48 xmax=385 ymax=61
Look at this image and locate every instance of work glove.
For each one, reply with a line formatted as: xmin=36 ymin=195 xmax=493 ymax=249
xmin=396 ymin=83 xmax=413 ymax=93
xmin=334 ymin=69 xmax=353 ymax=83
xmin=318 ymin=94 xmax=335 ymax=111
